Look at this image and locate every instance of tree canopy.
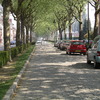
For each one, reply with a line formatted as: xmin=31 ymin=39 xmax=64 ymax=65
xmin=1 ymin=0 xmax=100 ymax=43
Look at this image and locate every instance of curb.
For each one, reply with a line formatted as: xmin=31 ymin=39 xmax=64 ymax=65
xmin=2 ymin=46 xmax=36 ymax=100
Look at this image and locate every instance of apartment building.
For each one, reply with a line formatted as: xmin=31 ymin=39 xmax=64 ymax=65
xmin=0 ymin=5 xmax=16 ymax=45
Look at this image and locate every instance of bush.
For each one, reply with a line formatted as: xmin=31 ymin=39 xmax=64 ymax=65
xmin=0 ymin=61 xmax=2 ymax=68
xmin=0 ymin=43 xmax=33 ymax=68
xmin=11 ymin=47 xmax=19 ymax=59
xmin=0 ymin=51 xmax=9 ymax=67
xmin=31 ymin=41 xmax=36 ymax=45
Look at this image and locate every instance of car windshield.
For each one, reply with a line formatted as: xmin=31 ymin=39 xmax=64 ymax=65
xmin=64 ymin=40 xmax=69 ymax=43
xmin=71 ymin=41 xmax=84 ymax=45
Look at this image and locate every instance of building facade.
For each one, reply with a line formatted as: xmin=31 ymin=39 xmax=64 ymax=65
xmin=0 ymin=5 xmax=16 ymax=46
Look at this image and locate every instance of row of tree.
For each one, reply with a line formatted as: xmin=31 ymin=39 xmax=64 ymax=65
xmin=0 ymin=0 xmax=45 ymax=51
xmin=0 ymin=0 xmax=100 ymax=51
xmin=51 ymin=0 xmax=100 ymax=40
xmin=32 ymin=0 xmax=100 ymax=41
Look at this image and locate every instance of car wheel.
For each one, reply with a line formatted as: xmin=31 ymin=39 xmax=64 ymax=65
xmin=66 ymin=51 xmax=68 ymax=54
xmin=94 ymin=60 xmax=99 ymax=69
xmin=87 ymin=56 xmax=91 ymax=64
xmin=83 ymin=53 xmax=86 ymax=55
xmin=60 ymin=47 xmax=63 ymax=50
xmin=68 ymin=52 xmax=71 ymax=55
xmin=58 ymin=46 xmax=60 ymax=49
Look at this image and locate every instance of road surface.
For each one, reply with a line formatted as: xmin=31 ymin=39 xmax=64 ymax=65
xmin=12 ymin=41 xmax=100 ymax=100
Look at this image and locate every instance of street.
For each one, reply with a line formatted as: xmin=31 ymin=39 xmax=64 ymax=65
xmin=12 ymin=41 xmax=100 ymax=100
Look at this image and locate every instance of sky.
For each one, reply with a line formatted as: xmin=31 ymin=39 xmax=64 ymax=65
xmin=0 ymin=3 xmax=95 ymax=29
xmin=10 ymin=14 xmax=17 ymax=28
xmin=85 ymin=3 xmax=95 ymax=28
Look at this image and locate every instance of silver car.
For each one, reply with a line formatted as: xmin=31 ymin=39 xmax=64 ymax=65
xmin=87 ymin=39 xmax=100 ymax=68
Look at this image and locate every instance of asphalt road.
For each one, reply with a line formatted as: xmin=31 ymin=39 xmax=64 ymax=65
xmin=12 ymin=41 xmax=100 ymax=100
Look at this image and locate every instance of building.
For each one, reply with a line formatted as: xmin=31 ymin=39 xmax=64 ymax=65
xmin=0 ymin=5 xmax=16 ymax=46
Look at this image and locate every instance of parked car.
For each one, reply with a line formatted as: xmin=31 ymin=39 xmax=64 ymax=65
xmin=59 ymin=40 xmax=70 ymax=50
xmin=10 ymin=40 xmax=16 ymax=45
xmin=54 ymin=41 xmax=60 ymax=47
xmin=83 ymin=39 xmax=93 ymax=50
xmin=66 ymin=40 xmax=87 ymax=55
xmin=57 ymin=40 xmax=63 ymax=49
xmin=87 ymin=37 xmax=100 ymax=68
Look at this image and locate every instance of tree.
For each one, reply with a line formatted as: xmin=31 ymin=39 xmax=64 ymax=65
xmin=89 ymin=0 xmax=100 ymax=39
xmin=62 ymin=0 xmax=75 ymax=39
xmin=83 ymin=18 xmax=92 ymax=39
xmin=52 ymin=0 xmax=68 ymax=40
xmin=70 ymin=0 xmax=87 ymax=40
xmin=11 ymin=0 xmax=40 ymax=45
xmin=2 ymin=0 xmax=11 ymax=51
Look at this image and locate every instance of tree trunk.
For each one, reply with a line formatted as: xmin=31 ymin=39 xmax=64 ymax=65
xmin=69 ymin=24 xmax=72 ymax=40
xmin=64 ymin=29 xmax=66 ymax=40
xmin=30 ymin=26 xmax=33 ymax=43
xmin=63 ymin=22 xmax=67 ymax=40
xmin=26 ymin=26 xmax=29 ymax=44
xmin=16 ymin=17 xmax=21 ymax=46
xmin=93 ymin=11 xmax=99 ymax=39
xmin=2 ymin=0 xmax=11 ymax=51
xmin=2 ymin=0 xmax=12 ymax=61
xmin=79 ymin=12 xmax=83 ymax=40
xmin=59 ymin=28 xmax=62 ymax=40
xmin=21 ymin=15 xmax=25 ymax=44
xmin=58 ymin=22 xmax=62 ymax=40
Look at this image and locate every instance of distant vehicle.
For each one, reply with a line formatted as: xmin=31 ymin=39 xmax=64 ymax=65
xmin=54 ymin=41 xmax=59 ymax=47
xmin=66 ymin=40 xmax=87 ymax=55
xmin=54 ymin=40 xmax=62 ymax=48
xmin=59 ymin=40 xmax=70 ymax=50
xmin=87 ymin=36 xmax=100 ymax=68
xmin=10 ymin=40 xmax=16 ymax=45
xmin=36 ymin=40 xmax=42 ymax=43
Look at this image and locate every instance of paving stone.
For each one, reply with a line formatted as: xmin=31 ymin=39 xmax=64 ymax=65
xmin=12 ymin=41 xmax=100 ymax=100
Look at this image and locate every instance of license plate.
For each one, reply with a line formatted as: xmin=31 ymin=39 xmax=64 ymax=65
xmin=75 ymin=50 xmax=81 ymax=52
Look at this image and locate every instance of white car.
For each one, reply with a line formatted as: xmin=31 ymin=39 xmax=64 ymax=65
xmin=87 ymin=39 xmax=100 ymax=68
xmin=10 ymin=40 xmax=16 ymax=45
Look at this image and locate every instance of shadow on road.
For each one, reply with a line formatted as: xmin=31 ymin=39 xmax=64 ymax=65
xmin=17 ymin=62 xmax=100 ymax=100
xmin=13 ymin=43 xmax=100 ymax=100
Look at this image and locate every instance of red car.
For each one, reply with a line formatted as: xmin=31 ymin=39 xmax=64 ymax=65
xmin=66 ymin=40 xmax=87 ymax=55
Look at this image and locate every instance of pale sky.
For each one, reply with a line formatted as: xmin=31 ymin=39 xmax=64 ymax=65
xmin=10 ymin=3 xmax=95 ymax=29
xmin=85 ymin=3 xmax=95 ymax=28
xmin=10 ymin=14 xmax=17 ymax=28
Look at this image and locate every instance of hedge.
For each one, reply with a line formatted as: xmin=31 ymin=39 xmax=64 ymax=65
xmin=0 ymin=43 xmax=33 ymax=68
xmin=0 ymin=51 xmax=9 ymax=68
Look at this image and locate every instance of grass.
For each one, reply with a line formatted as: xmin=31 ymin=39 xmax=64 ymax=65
xmin=0 ymin=45 xmax=35 ymax=100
